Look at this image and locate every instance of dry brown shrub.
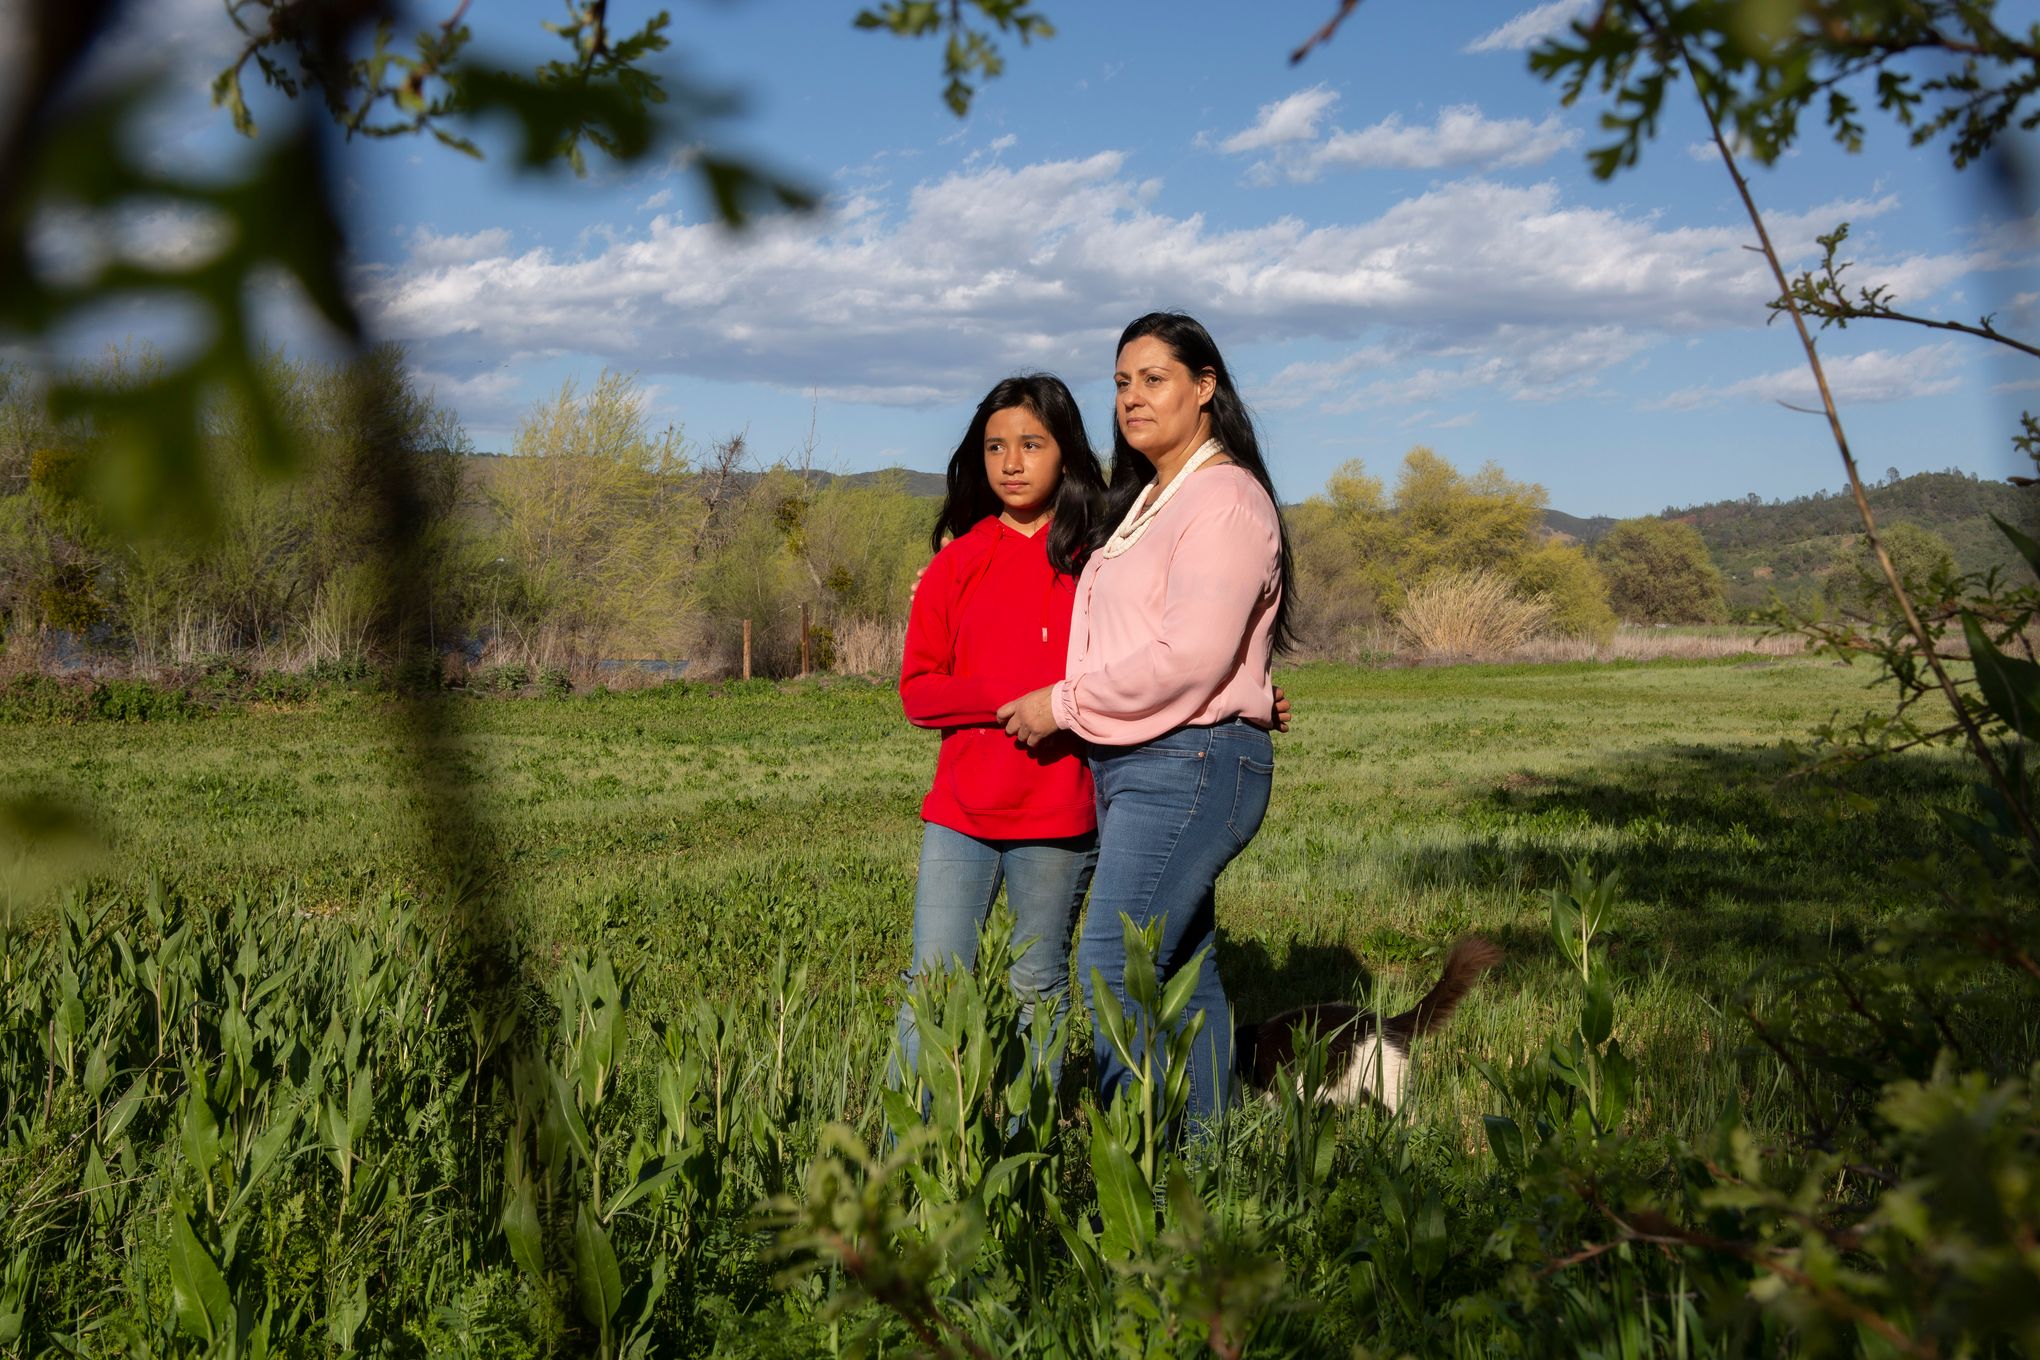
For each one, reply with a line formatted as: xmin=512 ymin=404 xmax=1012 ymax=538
xmin=833 ymin=616 xmax=907 ymax=678
xmin=1394 ymin=572 xmax=1553 ymax=659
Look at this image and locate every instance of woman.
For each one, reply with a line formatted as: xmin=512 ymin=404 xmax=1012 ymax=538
xmin=997 ymin=312 xmax=1294 ymax=1130
xmin=894 ymin=374 xmax=1108 ymax=1092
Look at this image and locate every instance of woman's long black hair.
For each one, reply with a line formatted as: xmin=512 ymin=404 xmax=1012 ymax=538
xmin=1102 ymin=311 xmax=1297 ymax=653
xmin=932 ymin=373 xmax=1105 ymax=577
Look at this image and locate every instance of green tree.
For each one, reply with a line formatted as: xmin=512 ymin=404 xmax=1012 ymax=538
xmin=490 ymin=371 xmax=696 ymax=668
xmin=1823 ymin=520 xmax=1958 ymax=620
xmin=1391 ymin=447 xmax=1546 ymax=589
xmin=1594 ymin=518 xmax=1727 ymax=624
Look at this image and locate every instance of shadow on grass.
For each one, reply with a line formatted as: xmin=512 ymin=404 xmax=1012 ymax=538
xmin=1222 ymin=935 xmax=1375 ymax=1025
xmin=1398 ymin=742 xmax=1975 ymax=990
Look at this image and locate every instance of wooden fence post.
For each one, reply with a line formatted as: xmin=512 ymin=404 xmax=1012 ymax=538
xmin=742 ymin=619 xmax=752 ymax=681
xmin=799 ymin=602 xmax=811 ymax=678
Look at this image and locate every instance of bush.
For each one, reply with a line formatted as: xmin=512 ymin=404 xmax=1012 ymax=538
xmin=193 ymin=653 xmax=248 ymax=699
xmin=0 ymin=673 xmax=86 ymax=723
xmin=537 ymin=666 xmax=573 ymax=699
xmin=1393 ymin=571 xmax=1553 ymax=657
xmin=307 ymin=655 xmax=375 ymax=686
xmin=86 ymin=678 xmax=198 ymax=723
xmin=475 ymin=661 xmax=530 ymax=694
xmin=250 ymin=670 xmax=314 ymax=705
xmin=1511 ymin=542 xmax=1617 ymax=641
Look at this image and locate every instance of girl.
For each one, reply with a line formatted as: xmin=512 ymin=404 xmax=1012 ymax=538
xmin=894 ymin=374 xmax=1108 ymax=1091
xmin=997 ymin=313 xmax=1294 ymax=1131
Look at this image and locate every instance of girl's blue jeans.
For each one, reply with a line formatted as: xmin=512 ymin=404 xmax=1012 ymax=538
xmin=892 ymin=821 xmax=1097 ymax=1091
xmin=1077 ymin=719 xmax=1274 ymax=1130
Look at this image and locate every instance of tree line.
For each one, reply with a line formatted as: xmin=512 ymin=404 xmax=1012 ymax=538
xmin=5 ymin=352 xmax=1915 ymax=681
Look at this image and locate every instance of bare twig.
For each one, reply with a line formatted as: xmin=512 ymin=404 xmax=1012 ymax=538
xmin=1814 ymin=304 xmax=2040 ymax=361
xmin=1290 ymin=0 xmax=1363 ymax=65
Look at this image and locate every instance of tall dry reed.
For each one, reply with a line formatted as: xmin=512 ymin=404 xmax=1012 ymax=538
xmin=832 ymin=616 xmax=907 ymax=678
xmin=1394 ymin=572 xmax=1554 ymax=658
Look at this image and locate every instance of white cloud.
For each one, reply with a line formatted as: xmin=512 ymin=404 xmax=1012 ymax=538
xmin=1303 ymin=106 xmax=1578 ymax=177
xmin=1218 ymin=103 xmax=1579 ymax=181
xmin=404 ymin=227 xmax=514 ymax=268
xmin=638 ymin=189 xmax=673 ymax=212
xmin=1465 ymin=0 xmax=1596 ymax=53
xmin=1649 ymin=343 xmax=1964 ymax=410
xmin=1217 ymin=86 xmax=1340 ymax=154
xmin=27 ymin=201 xmax=232 ymax=283
xmin=409 ymin=366 xmax=523 ymax=406
xmin=357 ymin=156 xmax=1990 ymax=412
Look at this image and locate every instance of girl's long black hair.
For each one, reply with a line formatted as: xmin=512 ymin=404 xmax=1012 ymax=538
xmin=932 ymin=373 xmax=1105 ymax=577
xmin=1102 ymin=311 xmax=1297 ymax=653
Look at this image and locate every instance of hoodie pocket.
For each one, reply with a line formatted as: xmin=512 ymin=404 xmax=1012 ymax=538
xmin=946 ymin=728 xmax=1057 ymax=814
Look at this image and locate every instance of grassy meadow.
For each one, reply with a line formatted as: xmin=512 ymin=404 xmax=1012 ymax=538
xmin=0 ymin=656 xmax=2011 ymax=1356
xmin=7 ymin=658 xmax=1979 ymax=1142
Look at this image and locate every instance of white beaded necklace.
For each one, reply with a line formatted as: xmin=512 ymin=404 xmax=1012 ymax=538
xmin=1099 ymin=437 xmax=1226 ymax=558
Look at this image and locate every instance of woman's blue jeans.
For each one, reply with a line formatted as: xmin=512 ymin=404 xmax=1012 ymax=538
xmin=893 ymin=822 xmax=1097 ymax=1091
xmin=1077 ymin=719 xmax=1274 ymax=1129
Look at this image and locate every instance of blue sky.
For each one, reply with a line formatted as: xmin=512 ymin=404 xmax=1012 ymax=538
xmin=29 ymin=0 xmax=2040 ymax=515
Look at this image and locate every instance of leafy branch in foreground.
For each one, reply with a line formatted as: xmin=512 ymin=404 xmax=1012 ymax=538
xmin=1778 ymin=223 xmax=2040 ymax=363
xmin=1527 ymin=0 xmax=2040 ymax=179
xmin=853 ymin=1 xmax=1057 ymax=116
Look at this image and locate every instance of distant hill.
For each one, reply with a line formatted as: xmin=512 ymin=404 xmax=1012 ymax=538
xmin=1541 ymin=509 xmax=1618 ymax=547
xmin=1543 ymin=471 xmax=2036 ymax=615
xmin=462 ymin=454 xmax=948 ymax=499
xmin=820 ymin=466 xmax=947 ymax=497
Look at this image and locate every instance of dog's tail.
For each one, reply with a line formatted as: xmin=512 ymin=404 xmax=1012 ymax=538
xmin=1384 ymin=936 xmax=1501 ymax=1041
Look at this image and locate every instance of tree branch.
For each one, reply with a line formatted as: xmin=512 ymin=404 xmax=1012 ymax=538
xmin=1642 ymin=0 xmax=2040 ymax=858
xmin=1291 ymin=0 xmax=1363 ymax=65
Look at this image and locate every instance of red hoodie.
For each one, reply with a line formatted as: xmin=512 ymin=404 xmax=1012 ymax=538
xmin=900 ymin=515 xmax=1095 ymax=839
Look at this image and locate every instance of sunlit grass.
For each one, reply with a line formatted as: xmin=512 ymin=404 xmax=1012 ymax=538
xmin=2 ymin=656 xmax=1977 ymax=1155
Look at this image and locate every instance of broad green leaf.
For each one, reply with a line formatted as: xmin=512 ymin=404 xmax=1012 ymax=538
xmin=502 ymin=1175 xmax=545 ymax=1280
xmin=1581 ymin=975 xmax=1615 ymax=1048
xmin=1991 ymin=514 xmax=2040 ymax=582
xmin=551 ymin=1069 xmax=595 ymax=1166
xmin=574 ymin=1204 xmax=624 ymax=1330
xmin=166 ymin=1208 xmax=231 ymax=1343
xmin=608 ymin=1154 xmax=682 ymax=1217
xmin=1963 ymin=613 xmax=2040 ymax=739
xmin=1311 ymin=1123 xmax=1337 ymax=1186
xmin=1411 ymin=1192 xmax=1448 ymax=1280
xmin=1482 ymin=1114 xmax=1526 ymax=1171
xmin=346 ymin=1069 xmax=373 ymax=1143
xmin=1089 ymin=1120 xmax=1151 ymax=1260
xmin=103 ymin=1075 xmax=147 ymax=1143
xmin=180 ymin=1088 xmax=220 ymax=1176
xmin=1157 ymin=946 xmax=1208 ymax=1029
xmin=82 ymin=1039 xmax=110 ymax=1101
xmin=229 ymin=1109 xmax=299 ymax=1217
xmin=1089 ymin=968 xmax=1137 ymax=1069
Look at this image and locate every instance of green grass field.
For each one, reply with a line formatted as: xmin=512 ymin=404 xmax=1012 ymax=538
xmin=0 ymin=657 xmax=2009 ymax=1356
xmin=5 ymin=659 xmax=1972 ymax=1136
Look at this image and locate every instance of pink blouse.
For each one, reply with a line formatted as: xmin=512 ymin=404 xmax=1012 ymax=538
xmin=1050 ymin=464 xmax=1281 ymax=746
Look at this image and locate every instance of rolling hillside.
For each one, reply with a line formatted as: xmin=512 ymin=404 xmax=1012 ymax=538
xmin=1544 ymin=470 xmax=2037 ymax=614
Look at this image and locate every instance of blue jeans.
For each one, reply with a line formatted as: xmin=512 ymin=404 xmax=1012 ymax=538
xmin=893 ymin=821 xmax=1097 ymax=1092
xmin=1078 ymin=720 xmax=1274 ymax=1128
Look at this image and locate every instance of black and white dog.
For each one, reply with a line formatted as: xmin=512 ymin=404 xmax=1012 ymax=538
xmin=1234 ymin=937 xmax=1501 ymax=1112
